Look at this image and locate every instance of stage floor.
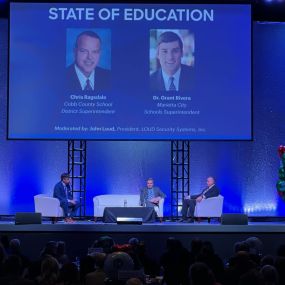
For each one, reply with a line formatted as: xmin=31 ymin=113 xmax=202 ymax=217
xmin=0 ymin=219 xmax=285 ymax=233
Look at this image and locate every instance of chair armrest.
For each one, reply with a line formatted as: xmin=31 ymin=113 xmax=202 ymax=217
xmin=194 ymin=195 xmax=224 ymax=217
xmin=34 ymin=196 xmax=61 ymax=216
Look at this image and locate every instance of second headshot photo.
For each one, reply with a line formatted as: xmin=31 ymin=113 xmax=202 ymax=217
xmin=150 ymin=29 xmax=194 ymax=92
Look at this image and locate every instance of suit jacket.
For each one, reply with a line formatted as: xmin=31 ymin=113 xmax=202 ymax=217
xmin=198 ymin=185 xmax=220 ymax=199
xmin=53 ymin=181 xmax=73 ymax=205
xmin=140 ymin=186 xmax=166 ymax=206
xmin=150 ymin=64 xmax=193 ymax=92
xmin=66 ymin=64 xmax=111 ymax=92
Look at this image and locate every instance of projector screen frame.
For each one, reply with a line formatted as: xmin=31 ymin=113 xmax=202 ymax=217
xmin=7 ymin=1 xmax=253 ymax=141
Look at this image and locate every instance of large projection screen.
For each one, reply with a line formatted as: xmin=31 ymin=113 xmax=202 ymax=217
xmin=8 ymin=3 xmax=252 ymax=140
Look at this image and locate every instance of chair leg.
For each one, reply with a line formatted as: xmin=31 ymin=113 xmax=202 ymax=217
xmin=51 ymin=217 xmax=57 ymax=224
xmin=207 ymin=217 xmax=211 ymax=223
xmin=159 ymin=217 xmax=163 ymax=223
xmin=94 ymin=217 xmax=97 ymax=223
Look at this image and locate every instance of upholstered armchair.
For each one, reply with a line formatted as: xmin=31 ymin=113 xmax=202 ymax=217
xmin=34 ymin=194 xmax=63 ymax=223
xmin=194 ymin=195 xmax=224 ymax=222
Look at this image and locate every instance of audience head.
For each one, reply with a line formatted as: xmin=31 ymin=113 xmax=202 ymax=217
xmin=201 ymin=241 xmax=215 ymax=256
xmin=190 ymin=238 xmax=203 ymax=255
xmin=234 ymin=241 xmax=250 ymax=253
xmin=189 ymin=262 xmax=215 ymax=285
xmin=9 ymin=238 xmax=21 ymax=254
xmin=246 ymin=237 xmax=263 ymax=256
xmin=261 ymin=255 xmax=275 ymax=267
xmin=166 ymin=237 xmax=176 ymax=250
xmin=2 ymin=255 xmax=22 ymax=277
xmin=166 ymin=237 xmax=182 ymax=252
xmin=93 ymin=236 xmax=114 ymax=254
xmin=41 ymin=241 xmax=58 ymax=257
xmin=229 ymin=251 xmax=256 ymax=272
xmin=128 ymin=238 xmax=140 ymax=247
xmin=104 ymin=252 xmax=134 ymax=281
xmin=260 ymin=265 xmax=279 ymax=285
xmin=93 ymin=252 xmax=106 ymax=269
xmin=57 ymin=241 xmax=66 ymax=255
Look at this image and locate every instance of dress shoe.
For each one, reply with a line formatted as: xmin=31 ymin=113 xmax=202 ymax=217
xmin=69 ymin=217 xmax=75 ymax=223
xmin=64 ymin=217 xmax=75 ymax=223
xmin=178 ymin=218 xmax=185 ymax=223
xmin=182 ymin=218 xmax=194 ymax=223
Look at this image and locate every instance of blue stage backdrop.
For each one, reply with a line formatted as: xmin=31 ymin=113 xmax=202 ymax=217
xmin=0 ymin=19 xmax=285 ymax=216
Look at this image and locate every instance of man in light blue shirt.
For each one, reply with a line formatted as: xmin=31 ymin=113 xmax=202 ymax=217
xmin=140 ymin=178 xmax=166 ymax=207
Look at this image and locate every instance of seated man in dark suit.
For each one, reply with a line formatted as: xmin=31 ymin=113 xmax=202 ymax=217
xmin=140 ymin=178 xmax=166 ymax=208
xmin=67 ymin=30 xmax=110 ymax=92
xmin=150 ymin=31 xmax=193 ymax=92
xmin=179 ymin=176 xmax=220 ymax=223
xmin=53 ymin=173 xmax=80 ymax=223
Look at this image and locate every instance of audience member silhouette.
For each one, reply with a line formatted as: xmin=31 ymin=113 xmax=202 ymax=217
xmin=58 ymin=262 xmax=81 ymax=285
xmin=238 ymin=269 xmax=265 ymax=285
xmin=260 ymin=265 xmax=279 ymax=285
xmin=36 ymin=256 xmax=60 ymax=285
xmin=85 ymin=252 xmax=106 ymax=285
xmin=189 ymin=262 xmax=217 ymax=285
xmin=160 ymin=237 xmax=190 ymax=285
xmin=195 ymin=241 xmax=224 ymax=283
xmin=56 ymin=241 xmax=70 ymax=266
xmin=1 ymin=235 xmax=285 ymax=285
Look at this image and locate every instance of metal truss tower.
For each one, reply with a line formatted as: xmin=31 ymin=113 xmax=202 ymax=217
xmin=171 ymin=140 xmax=190 ymax=218
xmin=68 ymin=140 xmax=87 ymax=217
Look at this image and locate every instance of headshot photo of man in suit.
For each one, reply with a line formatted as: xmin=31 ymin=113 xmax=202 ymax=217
xmin=66 ymin=30 xmax=110 ymax=92
xmin=150 ymin=30 xmax=194 ymax=92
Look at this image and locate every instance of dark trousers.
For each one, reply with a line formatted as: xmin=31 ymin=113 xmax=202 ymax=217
xmin=181 ymin=195 xmax=199 ymax=219
xmin=61 ymin=201 xmax=81 ymax=217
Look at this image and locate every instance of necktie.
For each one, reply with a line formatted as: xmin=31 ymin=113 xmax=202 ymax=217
xmin=64 ymin=186 xmax=68 ymax=198
xmin=169 ymin=77 xmax=176 ymax=91
xmin=203 ymin=187 xmax=210 ymax=195
xmin=84 ymin=79 xmax=92 ymax=91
